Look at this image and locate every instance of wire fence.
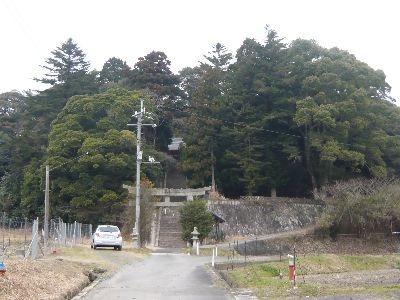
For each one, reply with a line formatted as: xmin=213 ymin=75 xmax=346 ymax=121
xmin=209 ymin=233 xmax=400 ymax=287
xmin=0 ymin=212 xmax=92 ymax=260
xmin=212 ymin=232 xmax=400 ymax=262
xmin=212 ymin=238 xmax=285 ymax=272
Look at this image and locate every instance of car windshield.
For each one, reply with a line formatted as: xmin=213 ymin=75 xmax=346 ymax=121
xmin=98 ymin=226 xmax=119 ymax=233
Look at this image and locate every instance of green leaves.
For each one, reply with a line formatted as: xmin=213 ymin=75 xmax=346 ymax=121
xmin=42 ymin=88 xmax=160 ymax=222
xmin=36 ymin=38 xmax=90 ymax=86
xmin=179 ymin=200 xmax=214 ymax=243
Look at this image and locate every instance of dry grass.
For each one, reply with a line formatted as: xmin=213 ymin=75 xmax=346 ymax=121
xmin=0 ymin=257 xmax=89 ymax=300
xmin=0 ymin=244 xmax=149 ymax=299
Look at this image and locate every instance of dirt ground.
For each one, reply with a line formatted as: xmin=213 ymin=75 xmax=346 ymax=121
xmin=0 ymin=244 xmax=147 ymax=300
xmin=302 ymin=268 xmax=400 ymax=286
xmin=0 ymin=257 xmax=89 ymax=300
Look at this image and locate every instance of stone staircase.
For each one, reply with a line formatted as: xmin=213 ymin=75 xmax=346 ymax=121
xmin=158 ymin=207 xmax=187 ymax=248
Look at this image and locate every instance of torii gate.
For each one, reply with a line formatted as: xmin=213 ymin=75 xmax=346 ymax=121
xmin=123 ymin=184 xmax=211 ymax=206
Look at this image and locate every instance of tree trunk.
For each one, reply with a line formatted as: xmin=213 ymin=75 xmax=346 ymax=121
xmin=304 ymin=125 xmax=318 ymax=194
xmin=271 ymin=187 xmax=277 ymax=198
xmin=163 ymin=170 xmax=167 ymax=188
xmin=211 ymin=145 xmax=216 ymax=192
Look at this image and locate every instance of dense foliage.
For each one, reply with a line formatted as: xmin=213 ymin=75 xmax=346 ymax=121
xmin=179 ymin=200 xmax=214 ymax=243
xmin=0 ymin=26 xmax=399 ymax=227
xmin=180 ymin=27 xmax=400 ymax=198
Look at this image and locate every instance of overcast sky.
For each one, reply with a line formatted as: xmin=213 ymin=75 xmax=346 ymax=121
xmin=1 ymin=0 xmax=399 ymax=101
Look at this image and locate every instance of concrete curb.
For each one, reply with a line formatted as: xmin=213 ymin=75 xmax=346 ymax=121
xmin=205 ymin=263 xmax=258 ymax=300
xmin=71 ymin=277 xmax=103 ymax=300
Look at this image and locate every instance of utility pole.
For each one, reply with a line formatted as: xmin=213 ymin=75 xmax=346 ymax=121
xmin=128 ymin=99 xmax=157 ymax=248
xmin=43 ymin=152 xmax=88 ymax=253
xmin=44 ymin=165 xmax=50 ymax=251
xmin=134 ymin=100 xmax=143 ymax=248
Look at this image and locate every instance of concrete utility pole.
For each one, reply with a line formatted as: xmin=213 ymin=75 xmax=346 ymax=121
xmin=44 ymin=165 xmax=50 ymax=251
xmin=128 ymin=99 xmax=157 ymax=248
xmin=43 ymin=152 xmax=88 ymax=252
xmin=134 ymin=100 xmax=143 ymax=248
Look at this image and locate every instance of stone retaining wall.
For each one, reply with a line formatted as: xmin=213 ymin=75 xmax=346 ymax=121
xmin=208 ymin=197 xmax=323 ymax=237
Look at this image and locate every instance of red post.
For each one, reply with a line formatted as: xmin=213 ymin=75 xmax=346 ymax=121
xmin=288 ymin=254 xmax=295 ymax=281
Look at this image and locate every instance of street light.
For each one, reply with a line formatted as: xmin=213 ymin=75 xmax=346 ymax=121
xmin=44 ymin=151 xmax=89 ymax=252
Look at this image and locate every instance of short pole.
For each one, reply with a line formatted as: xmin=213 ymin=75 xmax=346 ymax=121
xmin=196 ymin=241 xmax=199 ymax=256
xmin=212 ymin=248 xmax=215 ymax=267
xmin=215 ymin=246 xmax=218 ymax=257
xmin=245 ymin=240 xmax=247 ymax=266
xmin=293 ymin=246 xmax=297 ymax=287
xmin=24 ymin=217 xmax=27 ymax=255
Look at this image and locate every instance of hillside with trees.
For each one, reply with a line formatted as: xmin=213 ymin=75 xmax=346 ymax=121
xmin=1 ymin=26 xmax=399 ymax=226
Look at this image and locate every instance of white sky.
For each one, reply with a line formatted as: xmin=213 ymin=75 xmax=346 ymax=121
xmin=1 ymin=0 xmax=399 ymax=101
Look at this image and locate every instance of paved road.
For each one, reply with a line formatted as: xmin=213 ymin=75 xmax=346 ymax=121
xmin=83 ymin=251 xmax=232 ymax=300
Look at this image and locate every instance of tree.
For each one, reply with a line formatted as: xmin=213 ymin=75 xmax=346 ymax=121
xmin=179 ymin=43 xmax=232 ymax=191
xmin=179 ymin=200 xmax=214 ymax=243
xmin=290 ymin=39 xmax=398 ymax=191
xmin=0 ymin=91 xmax=29 ymax=215
xmin=129 ymin=51 xmax=181 ymax=102
xmin=99 ymin=57 xmax=130 ymax=85
xmin=26 ymin=88 xmax=162 ymax=223
xmin=216 ymin=28 xmax=302 ymax=196
xmin=35 ymin=38 xmax=99 ymax=100
xmin=35 ymin=38 xmax=90 ymax=85
xmin=314 ymin=178 xmax=400 ymax=236
xmin=128 ymin=51 xmax=183 ymax=151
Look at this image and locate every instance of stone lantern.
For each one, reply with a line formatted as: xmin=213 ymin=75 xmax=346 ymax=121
xmin=191 ymin=227 xmax=200 ymax=255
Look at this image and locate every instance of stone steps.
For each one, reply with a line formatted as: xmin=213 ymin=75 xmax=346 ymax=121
xmin=158 ymin=208 xmax=186 ymax=248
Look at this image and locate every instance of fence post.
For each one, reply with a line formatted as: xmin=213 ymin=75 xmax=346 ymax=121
xmin=245 ymin=240 xmax=247 ymax=266
xmin=24 ymin=217 xmax=27 ymax=256
xmin=73 ymin=221 xmax=77 ymax=246
xmin=212 ymin=248 xmax=215 ymax=267
xmin=31 ymin=217 xmax=39 ymax=259
xmin=2 ymin=212 xmax=5 ymax=253
xmin=293 ymin=246 xmax=296 ymax=287
xmin=8 ymin=219 xmax=11 ymax=247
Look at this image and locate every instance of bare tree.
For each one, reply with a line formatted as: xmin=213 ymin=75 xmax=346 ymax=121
xmin=315 ymin=178 xmax=400 ymax=236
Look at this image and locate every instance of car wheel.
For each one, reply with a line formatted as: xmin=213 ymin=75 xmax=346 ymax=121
xmin=118 ymin=246 xmax=122 ymax=251
xmin=93 ymin=245 xmax=97 ymax=250
xmin=90 ymin=244 xmax=93 ymax=249
xmin=114 ymin=246 xmax=117 ymax=250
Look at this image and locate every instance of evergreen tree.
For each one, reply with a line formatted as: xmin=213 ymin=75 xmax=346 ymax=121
xmin=35 ymin=38 xmax=90 ymax=85
xmin=99 ymin=57 xmax=130 ymax=85
xmin=179 ymin=43 xmax=232 ymax=191
xmin=129 ymin=51 xmax=181 ymax=102
xmin=129 ymin=51 xmax=182 ymax=151
xmin=27 ymin=88 xmax=162 ymax=222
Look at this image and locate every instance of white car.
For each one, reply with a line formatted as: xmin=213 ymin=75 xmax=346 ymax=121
xmin=91 ymin=225 xmax=123 ymax=251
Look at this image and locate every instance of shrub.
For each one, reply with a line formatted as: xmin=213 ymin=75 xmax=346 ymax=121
xmin=314 ymin=178 xmax=400 ymax=236
xmin=179 ymin=200 xmax=214 ymax=243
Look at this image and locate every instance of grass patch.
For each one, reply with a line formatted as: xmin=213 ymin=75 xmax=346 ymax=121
xmin=55 ymin=244 xmax=150 ymax=271
xmin=184 ymin=247 xmax=231 ymax=257
xmin=221 ymin=254 xmax=400 ymax=299
xmin=266 ymin=254 xmax=400 ymax=276
xmin=342 ymin=255 xmax=400 ymax=270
